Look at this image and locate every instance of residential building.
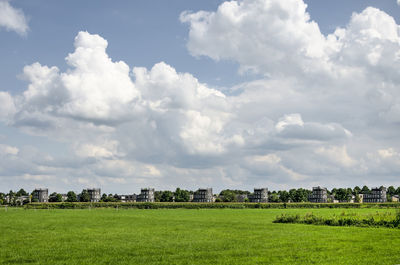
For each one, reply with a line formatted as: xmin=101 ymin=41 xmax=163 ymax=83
xmin=61 ymin=194 xmax=68 ymax=202
xmin=309 ymin=187 xmax=327 ymax=203
xmin=363 ymin=187 xmax=387 ymax=203
xmin=193 ymin=188 xmax=213 ymax=202
xmin=236 ymin=194 xmax=248 ymax=202
xmin=136 ymin=188 xmax=155 ymax=202
xmin=16 ymin=195 xmax=30 ymax=205
xmin=358 ymin=194 xmax=364 ymax=203
xmin=86 ymin=188 xmax=101 ymax=202
xmin=119 ymin=194 xmax=137 ymax=202
xmin=32 ymin=188 xmax=49 ymax=202
xmin=249 ymin=188 xmax=268 ymax=203
xmin=392 ymin=195 xmax=399 ymax=202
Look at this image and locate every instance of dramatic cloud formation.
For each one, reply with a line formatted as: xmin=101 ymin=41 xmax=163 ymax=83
xmin=2 ymin=0 xmax=400 ymax=192
xmin=0 ymin=1 xmax=28 ymax=35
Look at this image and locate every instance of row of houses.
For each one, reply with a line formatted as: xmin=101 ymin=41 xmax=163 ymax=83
xmin=8 ymin=186 xmax=397 ymax=204
xmin=309 ymin=186 xmax=396 ymax=203
xmin=22 ymin=188 xmax=269 ymax=203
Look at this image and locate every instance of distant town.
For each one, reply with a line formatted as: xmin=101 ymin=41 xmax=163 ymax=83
xmin=1 ymin=186 xmax=400 ymax=206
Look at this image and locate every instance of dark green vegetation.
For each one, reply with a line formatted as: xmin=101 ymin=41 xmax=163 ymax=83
xmin=1 ymin=208 xmax=400 ymax=264
xmin=274 ymin=211 xmax=400 ymax=228
xmin=25 ymin=201 xmax=400 ymax=209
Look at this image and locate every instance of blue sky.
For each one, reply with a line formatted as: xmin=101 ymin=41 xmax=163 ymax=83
xmin=1 ymin=0 xmax=400 ymax=194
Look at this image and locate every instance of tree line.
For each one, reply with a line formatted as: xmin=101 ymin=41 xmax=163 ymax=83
xmin=1 ymin=186 xmax=400 ymax=205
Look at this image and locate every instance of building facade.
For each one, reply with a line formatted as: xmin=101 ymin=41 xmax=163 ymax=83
xmin=136 ymin=188 xmax=155 ymax=202
xmin=86 ymin=188 xmax=101 ymax=202
xmin=16 ymin=195 xmax=30 ymax=205
xmin=309 ymin=187 xmax=328 ymax=203
xmin=249 ymin=188 xmax=268 ymax=203
xmin=119 ymin=194 xmax=137 ymax=202
xmin=32 ymin=188 xmax=49 ymax=202
xmin=363 ymin=187 xmax=387 ymax=203
xmin=236 ymin=194 xmax=248 ymax=202
xmin=193 ymin=188 xmax=213 ymax=202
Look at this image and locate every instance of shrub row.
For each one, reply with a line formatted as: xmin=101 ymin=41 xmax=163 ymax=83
xmin=273 ymin=211 xmax=400 ymax=228
xmin=24 ymin=202 xmax=400 ymax=210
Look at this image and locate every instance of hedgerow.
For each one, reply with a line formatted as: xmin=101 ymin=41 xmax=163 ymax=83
xmin=24 ymin=202 xmax=400 ymax=210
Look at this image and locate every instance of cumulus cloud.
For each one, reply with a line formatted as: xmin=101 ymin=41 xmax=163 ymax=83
xmin=180 ymin=0 xmax=337 ymax=75
xmin=275 ymin=113 xmax=352 ymax=141
xmin=0 ymin=1 xmax=28 ymax=35
xmin=4 ymin=0 xmax=400 ymax=192
xmin=0 ymin=91 xmax=16 ymax=122
xmin=315 ymin=145 xmax=356 ymax=168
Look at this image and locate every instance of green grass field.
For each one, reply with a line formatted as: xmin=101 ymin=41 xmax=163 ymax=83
xmin=1 ymin=208 xmax=400 ymax=264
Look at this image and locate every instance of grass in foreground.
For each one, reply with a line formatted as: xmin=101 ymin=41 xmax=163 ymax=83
xmin=0 ymin=208 xmax=400 ymax=264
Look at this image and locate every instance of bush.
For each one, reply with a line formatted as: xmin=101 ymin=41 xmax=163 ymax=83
xmin=273 ymin=211 xmax=400 ymax=229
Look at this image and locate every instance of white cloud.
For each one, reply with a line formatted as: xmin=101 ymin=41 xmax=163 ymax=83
xmin=4 ymin=0 xmax=400 ymax=192
xmin=0 ymin=91 xmax=16 ymax=122
xmin=0 ymin=143 xmax=18 ymax=155
xmin=180 ymin=0 xmax=336 ymax=76
xmin=397 ymin=0 xmax=400 ymax=6
xmin=0 ymin=1 xmax=28 ymax=35
xmin=275 ymin=113 xmax=352 ymax=141
xmin=315 ymin=145 xmax=356 ymax=168
xmin=276 ymin=114 xmax=304 ymax=132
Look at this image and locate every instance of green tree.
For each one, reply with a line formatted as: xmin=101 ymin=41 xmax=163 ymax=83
xmin=269 ymin=193 xmax=280 ymax=203
xmin=334 ymin=188 xmax=353 ymax=202
xmin=49 ymin=192 xmax=62 ymax=202
xmin=160 ymin=191 xmax=174 ymax=202
xmin=154 ymin=191 xmax=162 ymax=202
xmin=353 ymin=186 xmax=361 ymax=195
xmin=219 ymin=190 xmax=237 ymax=202
xmin=67 ymin=191 xmax=78 ymax=202
xmin=100 ymin=193 xmax=108 ymax=202
xmin=16 ymin=189 xmax=28 ymax=197
xmin=361 ymin=185 xmax=370 ymax=194
xmin=387 ymin=186 xmax=396 ymax=196
xmin=174 ymin=188 xmax=190 ymax=202
xmin=278 ymin=190 xmax=290 ymax=202
xmin=79 ymin=190 xmax=90 ymax=202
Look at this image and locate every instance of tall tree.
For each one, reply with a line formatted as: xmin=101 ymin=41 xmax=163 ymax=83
xmin=174 ymin=188 xmax=190 ymax=202
xmin=79 ymin=190 xmax=90 ymax=202
xmin=160 ymin=191 xmax=174 ymax=202
xmin=154 ymin=191 xmax=162 ymax=202
xmin=49 ymin=192 xmax=62 ymax=202
xmin=353 ymin=186 xmax=361 ymax=195
xmin=387 ymin=186 xmax=396 ymax=196
xmin=361 ymin=186 xmax=370 ymax=194
xmin=16 ymin=189 xmax=28 ymax=196
xmin=67 ymin=191 xmax=78 ymax=202
xmin=219 ymin=190 xmax=237 ymax=202
xmin=278 ymin=190 xmax=290 ymax=202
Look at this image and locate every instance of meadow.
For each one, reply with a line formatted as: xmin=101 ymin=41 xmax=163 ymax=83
xmin=1 ymin=207 xmax=400 ymax=264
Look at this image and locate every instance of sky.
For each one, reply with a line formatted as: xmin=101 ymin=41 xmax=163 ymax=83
xmin=1 ymin=0 xmax=400 ymax=194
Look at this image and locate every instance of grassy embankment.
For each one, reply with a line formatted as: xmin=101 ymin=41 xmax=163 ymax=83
xmin=1 ymin=208 xmax=400 ymax=264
